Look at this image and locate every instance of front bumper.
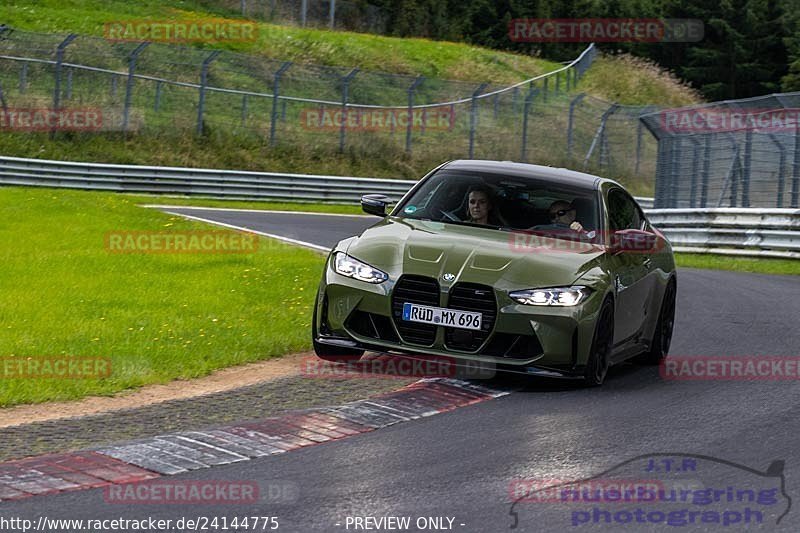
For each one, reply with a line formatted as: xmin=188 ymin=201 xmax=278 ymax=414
xmin=313 ymin=334 xmax=587 ymax=379
xmin=315 ymin=266 xmax=605 ymax=377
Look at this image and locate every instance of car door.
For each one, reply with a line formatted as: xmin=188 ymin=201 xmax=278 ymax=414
xmin=606 ymin=188 xmax=651 ymax=345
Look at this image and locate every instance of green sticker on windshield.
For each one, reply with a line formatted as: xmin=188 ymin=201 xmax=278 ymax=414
xmin=404 ymin=205 xmax=417 ymax=214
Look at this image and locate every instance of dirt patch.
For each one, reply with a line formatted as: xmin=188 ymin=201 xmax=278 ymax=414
xmin=0 ymin=352 xmax=311 ymax=429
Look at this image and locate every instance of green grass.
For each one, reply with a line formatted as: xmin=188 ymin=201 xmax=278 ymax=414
xmin=0 ymin=186 xmax=328 ymax=407
xmin=675 ymin=253 xmax=799 ymax=276
xmin=131 ymin=194 xmax=364 ymax=214
xmin=578 ymin=54 xmax=701 ymax=107
xmin=0 ymin=0 xmax=559 ymax=82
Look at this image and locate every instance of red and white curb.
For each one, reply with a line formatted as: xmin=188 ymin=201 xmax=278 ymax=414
xmin=0 ymin=378 xmax=511 ymax=502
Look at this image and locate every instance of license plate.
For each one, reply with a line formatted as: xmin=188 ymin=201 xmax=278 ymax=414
xmin=402 ymin=303 xmax=483 ymax=331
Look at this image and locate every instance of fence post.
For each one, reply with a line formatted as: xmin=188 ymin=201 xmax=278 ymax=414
xmin=741 ymin=128 xmax=752 ymax=207
xmin=338 ymin=68 xmax=359 ymax=153
xmin=329 ymin=0 xmax=336 ymax=29
xmin=520 ymin=87 xmax=538 ymax=162
xmin=669 ymin=137 xmax=682 ymax=207
xmin=555 ymin=71 xmax=560 ymax=94
xmin=241 ymin=0 xmax=247 ymax=16
xmin=635 ymin=114 xmax=644 ymax=176
xmin=301 ymin=0 xmax=308 ymax=27
xmin=154 ymin=81 xmax=162 ymax=112
xmin=792 ymin=123 xmax=799 ymax=208
xmin=583 ymin=103 xmax=618 ymax=170
xmin=405 ymin=75 xmax=424 ymax=154
xmin=566 ymin=93 xmax=586 ymax=160
xmin=689 ymin=138 xmax=701 ymax=208
xmin=729 ymin=147 xmax=740 ymax=208
xmin=52 ymin=34 xmax=78 ymax=137
xmin=196 ymin=50 xmax=221 ymax=135
xmin=468 ymin=82 xmax=488 ymax=159
xmin=241 ymin=95 xmax=248 ymax=126
xmin=653 ymin=138 xmax=669 ymax=208
xmin=769 ymin=134 xmax=787 ymax=207
xmin=19 ymin=62 xmax=27 ymax=93
xmin=542 ymin=77 xmax=548 ymax=103
xmin=52 ymin=34 xmax=78 ymax=112
xmin=270 ymin=61 xmax=292 ymax=146
xmin=65 ymin=69 xmax=73 ymax=100
xmin=700 ymin=135 xmax=711 ymax=208
xmin=715 ymin=141 xmax=741 ymax=207
xmin=0 ymin=78 xmax=7 ymax=115
xmin=123 ymin=41 xmax=149 ymax=133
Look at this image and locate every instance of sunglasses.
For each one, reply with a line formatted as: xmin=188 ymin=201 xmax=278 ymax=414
xmin=550 ymin=208 xmax=574 ymax=217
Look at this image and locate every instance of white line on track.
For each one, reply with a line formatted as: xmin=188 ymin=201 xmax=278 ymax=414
xmin=157 ymin=209 xmax=332 ymax=253
xmin=142 ymin=204 xmax=372 ymax=217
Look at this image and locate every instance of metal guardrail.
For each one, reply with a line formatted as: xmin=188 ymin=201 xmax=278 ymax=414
xmin=0 ymin=155 xmax=417 ymax=203
xmin=647 ymin=208 xmax=800 ymax=259
xmin=1 ymin=155 xmax=796 ymax=258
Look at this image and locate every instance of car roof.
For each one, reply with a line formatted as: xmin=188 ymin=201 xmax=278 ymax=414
xmin=440 ymin=159 xmax=619 ymax=190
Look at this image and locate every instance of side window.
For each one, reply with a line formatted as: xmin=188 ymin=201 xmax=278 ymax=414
xmin=607 ymin=189 xmax=641 ymax=231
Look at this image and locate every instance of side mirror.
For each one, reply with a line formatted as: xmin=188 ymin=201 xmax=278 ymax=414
xmin=610 ymin=229 xmax=660 ymax=254
xmin=361 ymin=194 xmax=392 ymax=217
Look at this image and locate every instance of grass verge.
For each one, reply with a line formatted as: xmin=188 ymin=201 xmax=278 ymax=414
xmin=675 ymin=253 xmax=799 ymax=276
xmin=0 ymin=186 xmax=328 ymax=407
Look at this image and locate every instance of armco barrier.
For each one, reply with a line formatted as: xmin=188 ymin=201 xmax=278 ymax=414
xmin=2 ymin=156 xmax=797 ymax=259
xmin=646 ymin=208 xmax=800 ymax=259
xmin=0 ymin=155 xmax=416 ymax=203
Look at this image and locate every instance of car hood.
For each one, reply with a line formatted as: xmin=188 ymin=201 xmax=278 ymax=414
xmin=344 ymin=217 xmax=606 ymax=288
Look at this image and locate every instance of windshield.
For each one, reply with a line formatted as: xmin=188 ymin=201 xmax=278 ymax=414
xmin=393 ymin=169 xmax=600 ymax=236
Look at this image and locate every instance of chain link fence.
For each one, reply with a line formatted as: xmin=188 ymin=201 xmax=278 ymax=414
xmin=0 ymin=27 xmax=665 ymax=190
xmin=641 ymin=94 xmax=800 ymax=208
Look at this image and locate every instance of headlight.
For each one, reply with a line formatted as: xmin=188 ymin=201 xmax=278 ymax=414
xmin=332 ymin=252 xmax=388 ymax=284
xmin=509 ymin=286 xmax=591 ymax=306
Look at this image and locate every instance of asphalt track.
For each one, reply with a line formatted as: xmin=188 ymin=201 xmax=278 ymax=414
xmin=3 ymin=207 xmax=800 ymax=532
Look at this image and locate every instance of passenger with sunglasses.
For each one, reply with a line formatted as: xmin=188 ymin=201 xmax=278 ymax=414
xmin=528 ymin=199 xmax=594 ymax=240
xmin=547 ymin=200 xmax=584 ymax=232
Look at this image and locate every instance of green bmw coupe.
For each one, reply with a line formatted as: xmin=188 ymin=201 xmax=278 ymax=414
xmin=312 ymin=160 xmax=676 ymax=386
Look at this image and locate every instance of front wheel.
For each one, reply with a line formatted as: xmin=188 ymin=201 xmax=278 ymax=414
xmin=637 ymin=279 xmax=676 ymax=365
xmin=582 ymin=298 xmax=614 ymax=387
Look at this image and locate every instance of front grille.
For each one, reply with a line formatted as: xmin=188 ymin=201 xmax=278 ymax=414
xmin=346 ymin=310 xmax=400 ymax=343
xmin=391 ymin=275 xmax=439 ymax=346
xmin=445 ymin=283 xmax=497 ymax=352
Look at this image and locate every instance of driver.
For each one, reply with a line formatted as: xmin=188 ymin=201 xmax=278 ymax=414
xmin=547 ymin=200 xmax=585 ymax=232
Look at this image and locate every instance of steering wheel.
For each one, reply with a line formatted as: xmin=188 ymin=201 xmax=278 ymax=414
xmin=437 ymin=209 xmax=461 ymax=222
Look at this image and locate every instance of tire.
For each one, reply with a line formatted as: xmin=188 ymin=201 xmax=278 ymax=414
xmin=637 ymin=279 xmax=676 ymax=365
xmin=312 ymin=289 xmax=364 ymax=363
xmin=582 ymin=298 xmax=614 ymax=387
